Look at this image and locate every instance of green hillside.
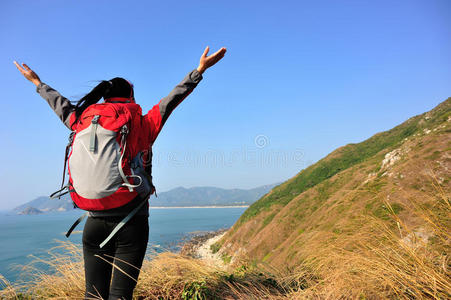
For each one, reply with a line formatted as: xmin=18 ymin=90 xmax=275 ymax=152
xmin=212 ymin=98 xmax=451 ymax=298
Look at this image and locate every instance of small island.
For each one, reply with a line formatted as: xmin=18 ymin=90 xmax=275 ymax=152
xmin=17 ymin=207 xmax=43 ymax=215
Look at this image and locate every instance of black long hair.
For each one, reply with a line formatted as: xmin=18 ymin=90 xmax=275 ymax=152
xmin=71 ymin=77 xmax=134 ymax=126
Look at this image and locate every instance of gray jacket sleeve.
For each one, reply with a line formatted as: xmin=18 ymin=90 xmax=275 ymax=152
xmin=158 ymin=69 xmax=203 ymax=126
xmin=36 ymin=83 xmax=75 ymax=129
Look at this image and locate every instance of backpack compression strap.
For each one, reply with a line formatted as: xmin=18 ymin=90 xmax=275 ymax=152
xmin=65 ymin=212 xmax=88 ymax=238
xmin=56 ymin=132 xmax=75 ymax=199
xmin=99 ymin=198 xmax=148 ymax=248
xmin=118 ymin=125 xmax=142 ymax=191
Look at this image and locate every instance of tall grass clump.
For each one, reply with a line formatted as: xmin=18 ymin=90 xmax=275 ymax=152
xmin=282 ymin=172 xmax=450 ymax=299
xmin=137 ymin=253 xmax=289 ymax=299
xmin=0 ymin=240 xmax=85 ymax=299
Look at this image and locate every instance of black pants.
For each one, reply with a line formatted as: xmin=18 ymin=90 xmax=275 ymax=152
xmin=82 ymin=215 xmax=149 ymax=300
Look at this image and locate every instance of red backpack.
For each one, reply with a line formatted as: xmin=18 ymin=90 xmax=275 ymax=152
xmin=51 ymin=99 xmax=155 ymax=246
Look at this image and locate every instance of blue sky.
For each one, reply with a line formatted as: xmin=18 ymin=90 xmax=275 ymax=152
xmin=0 ymin=0 xmax=449 ymax=209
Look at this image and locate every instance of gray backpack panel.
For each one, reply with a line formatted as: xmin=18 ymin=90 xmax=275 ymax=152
xmin=68 ymin=124 xmax=124 ymax=199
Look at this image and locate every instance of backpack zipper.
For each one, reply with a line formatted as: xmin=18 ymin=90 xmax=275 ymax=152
xmin=89 ymin=115 xmax=100 ymax=152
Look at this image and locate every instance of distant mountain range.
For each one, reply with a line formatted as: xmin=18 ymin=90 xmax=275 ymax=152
xmin=13 ymin=184 xmax=277 ymax=214
xmin=150 ymin=185 xmax=277 ymax=207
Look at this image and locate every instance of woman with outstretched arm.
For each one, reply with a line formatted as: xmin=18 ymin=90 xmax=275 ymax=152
xmin=14 ymin=46 xmax=226 ymax=300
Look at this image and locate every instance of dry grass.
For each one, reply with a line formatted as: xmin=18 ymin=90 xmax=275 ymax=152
xmin=0 ymin=240 xmax=87 ymax=299
xmin=136 ymin=252 xmax=289 ymax=299
xmin=280 ymin=172 xmax=451 ymax=299
xmin=0 ymin=275 xmax=20 ymax=299
xmin=0 ymin=244 xmax=288 ymax=299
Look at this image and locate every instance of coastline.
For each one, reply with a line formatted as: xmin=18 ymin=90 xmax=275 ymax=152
xmin=180 ymin=228 xmax=228 ymax=267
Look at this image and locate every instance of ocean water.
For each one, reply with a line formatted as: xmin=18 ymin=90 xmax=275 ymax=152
xmin=0 ymin=207 xmax=246 ymax=283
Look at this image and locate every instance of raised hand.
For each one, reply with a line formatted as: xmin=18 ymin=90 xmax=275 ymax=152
xmin=197 ymin=46 xmax=227 ymax=74
xmin=14 ymin=61 xmax=41 ymax=86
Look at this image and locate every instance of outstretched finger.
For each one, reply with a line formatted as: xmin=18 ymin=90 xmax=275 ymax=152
xmin=215 ymin=47 xmax=227 ymax=54
xmin=14 ymin=62 xmax=27 ymax=75
xmin=22 ymin=63 xmax=32 ymax=71
xmin=13 ymin=61 xmax=25 ymax=73
xmin=201 ymin=46 xmax=210 ymax=58
xmin=211 ymin=47 xmax=226 ymax=58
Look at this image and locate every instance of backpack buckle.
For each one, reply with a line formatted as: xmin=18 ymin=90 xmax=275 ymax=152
xmin=120 ymin=125 xmax=129 ymax=136
xmin=68 ymin=131 xmax=75 ymax=144
xmin=91 ymin=115 xmax=100 ymax=124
